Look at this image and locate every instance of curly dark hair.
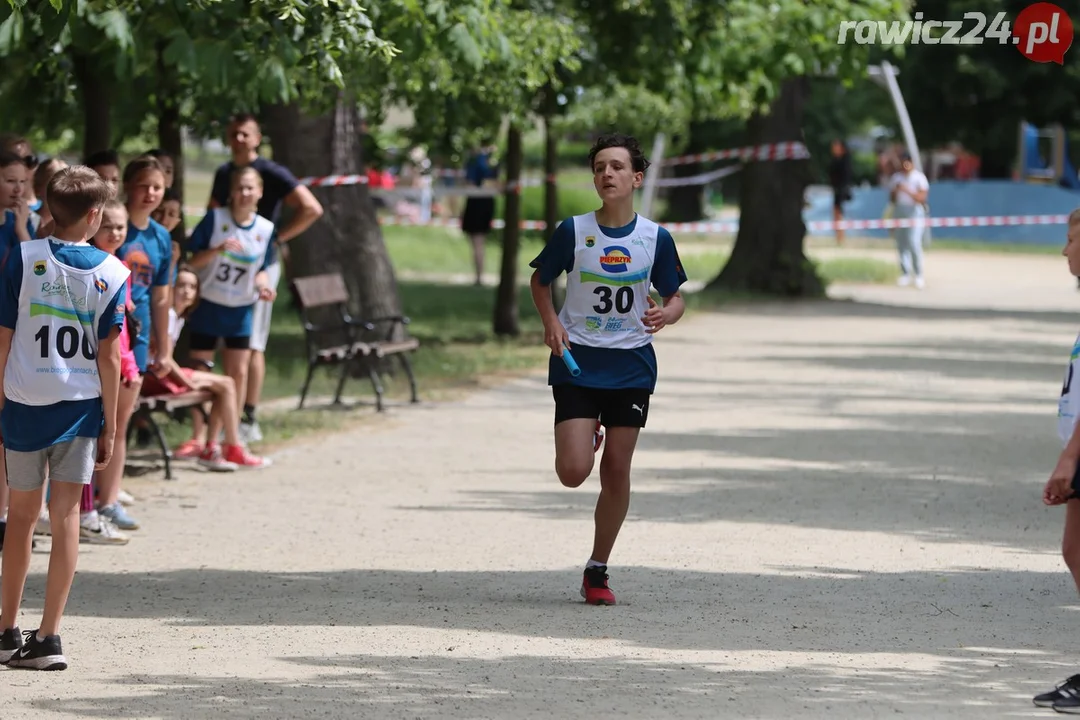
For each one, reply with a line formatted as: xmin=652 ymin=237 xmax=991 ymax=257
xmin=588 ymin=133 xmax=650 ymax=174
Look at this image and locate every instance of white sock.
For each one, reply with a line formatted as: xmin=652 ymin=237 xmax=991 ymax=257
xmin=586 ymin=559 xmax=606 ymax=569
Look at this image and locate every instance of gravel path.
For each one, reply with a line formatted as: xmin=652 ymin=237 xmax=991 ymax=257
xmin=5 ymin=247 xmax=1078 ymax=719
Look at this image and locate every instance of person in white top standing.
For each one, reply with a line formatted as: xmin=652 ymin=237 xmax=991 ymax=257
xmin=889 ymin=152 xmax=930 ymax=289
xmin=1035 ymin=209 xmax=1080 ymax=710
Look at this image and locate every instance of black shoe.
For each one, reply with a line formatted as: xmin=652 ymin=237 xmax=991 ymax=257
xmin=1035 ymin=673 xmax=1080 ymax=707
xmin=0 ymin=626 xmax=22 ymax=664
xmin=5 ymin=629 xmax=67 ymax=671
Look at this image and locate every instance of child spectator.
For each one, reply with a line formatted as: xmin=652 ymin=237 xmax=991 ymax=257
xmin=185 ymin=167 xmax=276 ymax=469
xmin=87 ymin=199 xmax=146 ymax=533
xmin=143 ymin=266 xmax=268 ymax=470
xmin=152 ymin=187 xmax=183 ymax=281
xmin=0 ymin=166 xmax=129 ymax=670
xmin=0 ymin=135 xmax=40 ymax=232
xmin=33 ymin=157 xmax=67 ymax=238
xmin=106 ymin=155 xmax=171 ymax=531
xmin=0 ymin=151 xmax=34 ymax=252
xmin=146 ymin=148 xmax=175 ymax=190
xmin=85 ymin=149 xmax=121 ymax=199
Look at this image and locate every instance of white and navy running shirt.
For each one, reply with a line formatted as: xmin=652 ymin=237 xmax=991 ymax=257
xmin=529 ymin=213 xmax=687 ymax=392
xmin=1060 ymin=330 xmax=1080 ymax=445
xmin=0 ymin=239 xmax=129 ymax=451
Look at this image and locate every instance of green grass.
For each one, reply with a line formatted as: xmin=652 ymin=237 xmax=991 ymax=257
xmin=816 ymin=256 xmax=900 ymax=284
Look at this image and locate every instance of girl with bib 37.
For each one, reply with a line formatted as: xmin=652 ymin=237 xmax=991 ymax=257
xmin=184 ymin=167 xmax=276 ymax=464
xmin=528 ymin=133 xmax=687 ymax=606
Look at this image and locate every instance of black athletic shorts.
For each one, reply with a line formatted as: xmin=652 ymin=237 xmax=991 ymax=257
xmin=188 ymin=332 xmax=251 ymax=351
xmin=552 ymin=384 xmax=650 ymax=429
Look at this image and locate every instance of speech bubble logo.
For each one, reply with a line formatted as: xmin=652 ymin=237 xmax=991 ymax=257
xmin=1013 ymin=2 xmax=1073 ymax=64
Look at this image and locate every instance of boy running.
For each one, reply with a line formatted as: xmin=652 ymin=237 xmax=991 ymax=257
xmin=528 ymin=133 xmax=686 ymax=606
xmin=0 ymin=167 xmax=129 ymax=670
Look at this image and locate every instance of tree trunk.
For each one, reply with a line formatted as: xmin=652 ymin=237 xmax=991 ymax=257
xmin=706 ymin=77 xmax=822 ymax=297
xmin=665 ymin=120 xmax=710 ymax=223
xmin=493 ymin=123 xmax=524 ymax=336
xmin=263 ymin=96 xmax=403 ymax=323
xmin=156 ymin=41 xmax=185 ymax=241
xmin=72 ymin=51 xmax=111 ymax=158
xmin=543 ymin=114 xmax=563 ymax=309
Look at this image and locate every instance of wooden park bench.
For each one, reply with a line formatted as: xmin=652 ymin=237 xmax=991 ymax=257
xmin=130 ymin=388 xmax=212 ymax=480
xmin=292 ymin=272 xmax=420 ymax=411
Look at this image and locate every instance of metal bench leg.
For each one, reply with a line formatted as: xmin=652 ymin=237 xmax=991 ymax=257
xmin=143 ymin=412 xmax=174 ymax=481
xmin=298 ymin=360 xmax=318 ymax=409
xmin=398 ymin=353 xmax=419 ymax=403
xmin=333 ymin=355 xmax=352 ymax=405
xmin=367 ymin=365 xmax=386 ymax=411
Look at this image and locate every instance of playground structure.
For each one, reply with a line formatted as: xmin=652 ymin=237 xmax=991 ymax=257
xmin=1018 ymin=120 xmax=1080 ymax=190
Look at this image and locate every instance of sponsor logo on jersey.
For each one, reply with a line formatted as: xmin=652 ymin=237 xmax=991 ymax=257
xmin=33 ymin=260 xmax=46 ymax=276
xmin=599 ymin=245 xmax=631 ymax=273
xmin=40 ymin=277 xmax=88 ymax=308
xmin=94 ymin=278 xmax=108 ymax=293
xmin=585 ymin=236 xmax=595 ymax=248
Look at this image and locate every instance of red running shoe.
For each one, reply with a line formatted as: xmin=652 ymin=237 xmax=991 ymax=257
xmin=593 ymin=420 xmax=604 ymax=453
xmin=223 ymin=444 xmax=272 ymax=469
xmin=580 ymin=566 xmax=616 ymax=605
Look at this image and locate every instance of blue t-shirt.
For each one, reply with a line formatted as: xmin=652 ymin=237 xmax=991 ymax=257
xmin=184 ymin=211 xmax=276 ymax=338
xmin=465 ymin=152 xmax=498 ymax=187
xmin=0 ymin=209 xmax=36 ymax=256
xmin=529 ymin=215 xmax=687 ymax=392
xmin=0 ymin=241 xmax=127 ymax=451
xmin=117 ymin=218 xmax=172 ymax=372
xmin=210 ymin=156 xmax=299 ymax=228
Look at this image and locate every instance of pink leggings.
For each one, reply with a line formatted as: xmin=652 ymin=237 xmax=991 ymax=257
xmin=80 ymin=481 xmax=94 ymax=514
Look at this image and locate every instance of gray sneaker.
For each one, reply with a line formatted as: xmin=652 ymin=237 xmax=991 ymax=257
xmin=240 ymin=420 xmax=263 ymax=443
xmin=98 ymin=502 xmax=140 ymax=531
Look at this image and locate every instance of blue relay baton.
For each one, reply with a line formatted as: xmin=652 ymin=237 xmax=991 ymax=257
xmin=561 ymin=345 xmax=582 ymax=377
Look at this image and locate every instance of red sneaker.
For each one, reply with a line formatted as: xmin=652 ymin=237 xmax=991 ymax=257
xmin=223 ymin=444 xmax=272 ymax=469
xmin=580 ymin=566 xmax=616 ymax=605
xmin=173 ymin=439 xmax=204 ymax=459
xmin=593 ymin=420 xmax=604 ymax=453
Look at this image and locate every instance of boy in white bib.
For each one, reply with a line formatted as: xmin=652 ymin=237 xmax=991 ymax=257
xmin=529 ymin=133 xmax=687 ymax=605
xmin=0 ymin=167 xmax=128 ymax=671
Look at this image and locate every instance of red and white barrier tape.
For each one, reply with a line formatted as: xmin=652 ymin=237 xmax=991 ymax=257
xmin=373 ymin=213 xmax=1072 ymax=234
xmin=287 ymin=141 xmax=804 ymax=188
xmin=179 ymin=210 xmax=1072 ymax=234
xmin=661 ymin=142 xmax=809 ymax=167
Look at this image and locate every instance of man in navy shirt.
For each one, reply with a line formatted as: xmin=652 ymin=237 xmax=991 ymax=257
xmin=208 ymin=113 xmax=323 ymax=442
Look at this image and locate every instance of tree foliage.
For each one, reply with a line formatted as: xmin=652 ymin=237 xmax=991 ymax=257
xmin=896 ymin=0 xmax=1080 ymax=177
